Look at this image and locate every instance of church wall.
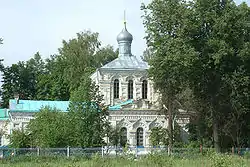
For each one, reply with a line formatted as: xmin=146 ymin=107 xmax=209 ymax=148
xmin=0 ymin=120 xmax=11 ymax=146
xmin=89 ymin=66 xmax=191 ymax=147
xmin=108 ymin=112 xmax=168 ymax=147
xmin=10 ymin=117 xmax=33 ymax=131
xmin=93 ymin=69 xmax=158 ymax=107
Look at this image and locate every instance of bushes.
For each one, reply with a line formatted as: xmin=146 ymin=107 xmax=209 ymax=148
xmin=8 ymin=130 xmax=32 ymax=148
xmin=144 ymin=153 xmax=174 ymax=167
xmin=208 ymin=152 xmax=248 ymax=167
xmin=1 ymin=153 xmax=249 ymax=167
xmin=9 ymin=105 xmax=109 ymax=148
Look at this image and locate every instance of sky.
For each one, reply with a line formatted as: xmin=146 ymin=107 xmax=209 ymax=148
xmin=0 ymin=0 xmax=249 ymax=67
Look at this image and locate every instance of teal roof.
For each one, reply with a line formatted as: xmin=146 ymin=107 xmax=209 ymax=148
xmin=109 ymin=99 xmax=133 ymax=110
xmin=0 ymin=109 xmax=9 ymax=120
xmin=9 ymin=99 xmax=70 ymax=112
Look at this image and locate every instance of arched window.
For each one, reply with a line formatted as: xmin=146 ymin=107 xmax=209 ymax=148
xmin=128 ymin=80 xmax=133 ymax=99
xmin=114 ymin=79 xmax=119 ymax=99
xmin=136 ymin=127 xmax=144 ymax=146
xmin=120 ymin=127 xmax=127 ymax=147
xmin=142 ymin=80 xmax=148 ymax=99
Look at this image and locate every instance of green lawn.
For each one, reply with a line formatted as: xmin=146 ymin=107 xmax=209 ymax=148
xmin=0 ymin=154 xmax=249 ymax=167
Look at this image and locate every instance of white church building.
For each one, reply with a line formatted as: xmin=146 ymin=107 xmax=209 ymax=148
xmin=0 ymin=22 xmax=190 ymax=147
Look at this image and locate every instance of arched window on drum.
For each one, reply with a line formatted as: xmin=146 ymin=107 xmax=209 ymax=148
xmin=114 ymin=79 xmax=119 ymax=99
xmin=128 ymin=80 xmax=133 ymax=99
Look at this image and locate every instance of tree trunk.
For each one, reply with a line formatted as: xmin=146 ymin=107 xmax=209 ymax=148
xmin=210 ymin=99 xmax=220 ymax=153
xmin=213 ymin=117 xmax=220 ymax=152
xmin=236 ymin=120 xmax=240 ymax=148
xmin=168 ymin=99 xmax=173 ymax=155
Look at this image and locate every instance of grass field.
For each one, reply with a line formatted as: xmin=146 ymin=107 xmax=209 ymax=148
xmin=0 ymin=153 xmax=249 ymax=167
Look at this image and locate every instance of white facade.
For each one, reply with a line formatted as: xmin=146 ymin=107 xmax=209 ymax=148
xmin=90 ymin=22 xmax=190 ymax=147
xmin=91 ymin=68 xmax=166 ymax=147
xmin=91 ymin=68 xmax=190 ymax=146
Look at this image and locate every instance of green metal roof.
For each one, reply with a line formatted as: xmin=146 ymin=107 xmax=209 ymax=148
xmin=9 ymin=99 xmax=70 ymax=112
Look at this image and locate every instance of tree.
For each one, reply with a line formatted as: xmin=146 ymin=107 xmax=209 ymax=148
xmin=149 ymin=127 xmax=168 ymax=146
xmin=222 ymin=58 xmax=250 ymax=147
xmin=11 ymin=101 xmax=109 ymax=148
xmin=187 ymin=0 xmax=250 ymax=151
xmin=27 ymin=107 xmax=68 ymax=147
xmin=68 ymin=71 xmax=109 ymax=147
xmin=107 ymin=125 xmax=129 ymax=147
xmin=1 ymin=31 xmax=117 ymax=103
xmin=0 ymin=59 xmax=3 ymax=72
xmin=70 ymin=70 xmax=103 ymax=103
xmin=0 ymin=61 xmax=37 ymax=107
xmin=142 ymin=0 xmax=197 ymax=152
xmin=9 ymin=129 xmax=32 ymax=148
xmin=0 ymin=52 xmax=47 ymax=107
xmin=26 ymin=52 xmax=45 ymax=76
xmin=36 ymin=55 xmax=70 ymax=101
xmin=142 ymin=0 xmax=250 ymax=152
xmin=66 ymin=103 xmax=109 ymax=147
xmin=141 ymin=47 xmax=154 ymax=62
xmin=94 ymin=45 xmax=118 ymax=67
xmin=58 ymin=31 xmax=117 ymax=92
xmin=0 ymin=38 xmax=3 ymax=96
xmin=108 ymin=126 xmax=121 ymax=147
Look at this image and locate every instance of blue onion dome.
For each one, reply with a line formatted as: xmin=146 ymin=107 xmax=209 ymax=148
xmin=117 ymin=24 xmax=133 ymax=43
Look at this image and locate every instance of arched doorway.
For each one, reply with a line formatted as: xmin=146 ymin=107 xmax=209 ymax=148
xmin=136 ymin=127 xmax=144 ymax=146
xmin=120 ymin=127 xmax=127 ymax=147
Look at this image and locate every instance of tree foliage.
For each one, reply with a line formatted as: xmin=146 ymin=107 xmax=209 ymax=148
xmin=66 ymin=104 xmax=108 ymax=147
xmin=57 ymin=31 xmax=117 ymax=91
xmin=141 ymin=47 xmax=154 ymax=62
xmin=35 ymin=55 xmax=70 ymax=101
xmin=107 ymin=126 xmax=122 ymax=147
xmin=3 ymin=30 xmax=116 ymax=148
xmin=150 ymin=127 xmax=169 ymax=146
xmin=27 ymin=107 xmax=68 ymax=148
xmin=107 ymin=125 xmax=128 ymax=147
xmin=142 ymin=0 xmax=250 ymax=151
xmin=0 ymin=31 xmax=117 ymax=106
xmin=68 ymin=71 xmax=109 ymax=147
xmin=9 ymin=129 xmax=32 ymax=148
xmin=0 ymin=59 xmax=3 ymax=72
xmin=9 ymin=104 xmax=109 ymax=148
xmin=149 ymin=125 xmax=182 ymax=147
xmin=0 ymin=61 xmax=37 ymax=107
xmin=142 ymin=0 xmax=198 ymax=150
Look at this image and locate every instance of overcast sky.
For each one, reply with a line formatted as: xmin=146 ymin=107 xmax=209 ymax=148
xmin=0 ymin=0 xmax=249 ymax=66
